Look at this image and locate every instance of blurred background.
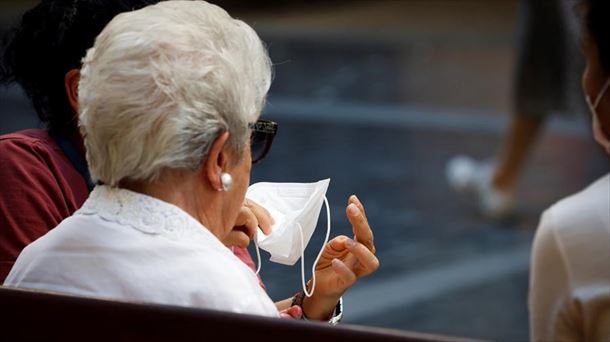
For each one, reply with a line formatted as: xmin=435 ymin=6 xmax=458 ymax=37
xmin=1 ymin=1 xmax=607 ymax=341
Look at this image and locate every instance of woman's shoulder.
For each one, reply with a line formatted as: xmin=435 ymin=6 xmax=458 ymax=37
xmin=0 ymin=128 xmax=56 ymax=150
xmin=536 ymin=174 xmax=610 ymax=287
xmin=0 ymin=128 xmax=69 ymax=179
xmin=542 ymin=174 xmax=609 ymax=235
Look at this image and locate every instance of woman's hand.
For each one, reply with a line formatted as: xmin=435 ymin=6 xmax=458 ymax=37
xmin=302 ymin=195 xmax=379 ymax=320
xmin=223 ymin=199 xmax=273 ymax=248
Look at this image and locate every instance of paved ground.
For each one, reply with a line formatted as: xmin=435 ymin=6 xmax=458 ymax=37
xmin=1 ymin=1 xmax=608 ymax=341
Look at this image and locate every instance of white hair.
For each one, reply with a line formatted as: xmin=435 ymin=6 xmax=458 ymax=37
xmin=78 ymin=0 xmax=272 ymax=187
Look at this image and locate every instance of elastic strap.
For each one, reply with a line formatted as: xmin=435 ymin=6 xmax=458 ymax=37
xmin=593 ymin=78 xmax=610 ymax=108
xmin=254 ymin=197 xmax=332 ymax=299
xmin=255 ymin=234 xmax=262 ymax=274
xmin=300 ymin=196 xmax=331 ymax=297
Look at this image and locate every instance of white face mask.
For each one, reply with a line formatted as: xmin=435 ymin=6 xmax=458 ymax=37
xmin=586 ymin=77 xmax=610 ymax=154
xmin=246 ymin=179 xmax=331 ymax=297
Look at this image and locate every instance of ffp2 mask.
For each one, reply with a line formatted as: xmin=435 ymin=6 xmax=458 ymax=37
xmin=246 ymin=179 xmax=331 ymax=297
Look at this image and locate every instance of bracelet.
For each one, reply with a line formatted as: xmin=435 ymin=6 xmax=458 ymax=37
xmin=291 ymin=289 xmax=306 ymax=309
xmin=291 ymin=291 xmax=343 ymax=325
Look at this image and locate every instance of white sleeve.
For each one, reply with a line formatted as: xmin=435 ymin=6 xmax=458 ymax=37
xmin=529 ymin=208 xmax=574 ymax=342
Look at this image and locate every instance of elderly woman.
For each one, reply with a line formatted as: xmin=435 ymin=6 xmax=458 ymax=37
xmin=4 ymin=1 xmax=379 ymax=318
xmin=529 ymin=0 xmax=610 ymax=340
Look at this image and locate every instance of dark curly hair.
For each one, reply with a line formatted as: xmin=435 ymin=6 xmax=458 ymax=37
xmin=585 ymin=0 xmax=610 ymax=72
xmin=0 ymin=0 xmax=161 ymax=133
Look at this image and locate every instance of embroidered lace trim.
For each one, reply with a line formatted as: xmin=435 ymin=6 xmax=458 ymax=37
xmin=76 ymin=185 xmax=206 ymax=240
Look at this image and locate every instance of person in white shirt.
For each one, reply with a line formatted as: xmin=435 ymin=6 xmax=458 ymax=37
xmin=3 ymin=0 xmax=381 ymax=319
xmin=529 ymin=0 xmax=610 ymax=340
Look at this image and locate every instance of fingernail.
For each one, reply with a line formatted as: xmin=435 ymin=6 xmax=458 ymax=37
xmin=331 ymin=258 xmax=342 ymax=267
xmin=352 ymin=194 xmax=360 ymax=203
xmin=345 ymin=238 xmax=355 ymax=248
xmin=347 ymin=203 xmax=359 ymax=216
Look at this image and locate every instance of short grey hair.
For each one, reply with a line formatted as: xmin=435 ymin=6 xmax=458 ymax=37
xmin=78 ymin=0 xmax=272 ymax=186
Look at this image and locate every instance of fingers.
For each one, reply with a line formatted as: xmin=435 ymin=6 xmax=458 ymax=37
xmin=222 ymin=230 xmax=250 ymax=249
xmin=232 ymin=206 xmax=258 ymax=241
xmin=331 ymin=258 xmax=357 ymax=289
xmin=280 ymin=305 xmax=303 ymax=320
xmin=244 ymin=198 xmax=274 ymax=235
xmin=316 ymin=236 xmax=350 ymax=270
xmin=320 ymin=236 xmax=379 ymax=278
xmin=325 ymin=236 xmax=351 ymax=257
xmin=345 ymin=238 xmax=379 ymax=278
xmin=348 ymin=195 xmax=367 ymax=220
xmin=327 ymin=235 xmax=348 ymax=251
xmin=346 ymin=199 xmax=375 ymax=254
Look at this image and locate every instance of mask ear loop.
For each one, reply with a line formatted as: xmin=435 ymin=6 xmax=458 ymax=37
xmin=254 ymin=231 xmax=262 ymax=275
xmin=299 ymin=196 xmax=331 ymax=298
xmin=591 ymin=78 xmax=610 ymax=109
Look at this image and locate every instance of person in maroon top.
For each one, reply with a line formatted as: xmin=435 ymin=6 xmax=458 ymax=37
xmin=0 ymin=129 xmax=88 ymax=278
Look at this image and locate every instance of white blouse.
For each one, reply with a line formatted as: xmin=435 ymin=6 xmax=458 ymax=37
xmin=529 ymin=174 xmax=610 ymax=342
xmin=4 ymin=186 xmax=279 ymax=318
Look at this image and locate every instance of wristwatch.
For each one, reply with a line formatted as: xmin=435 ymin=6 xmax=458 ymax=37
xmin=291 ymin=291 xmax=343 ymax=325
xmin=328 ymin=297 xmax=343 ymax=325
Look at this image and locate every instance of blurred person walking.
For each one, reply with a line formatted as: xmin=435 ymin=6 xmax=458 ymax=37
xmin=446 ymin=0 xmax=585 ymax=219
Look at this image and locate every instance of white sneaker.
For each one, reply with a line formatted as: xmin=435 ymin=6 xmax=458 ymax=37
xmin=446 ymin=155 xmax=515 ymax=219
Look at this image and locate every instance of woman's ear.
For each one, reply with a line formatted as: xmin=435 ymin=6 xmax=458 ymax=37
xmin=204 ymin=131 xmax=231 ymax=191
xmin=65 ymin=69 xmax=81 ymax=115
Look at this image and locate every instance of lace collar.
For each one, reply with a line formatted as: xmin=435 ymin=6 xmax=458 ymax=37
xmin=77 ymin=185 xmax=211 ymax=240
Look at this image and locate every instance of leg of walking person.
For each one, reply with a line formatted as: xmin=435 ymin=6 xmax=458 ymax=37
xmin=446 ymin=0 xmax=566 ymax=219
xmin=492 ymin=113 xmax=546 ymax=193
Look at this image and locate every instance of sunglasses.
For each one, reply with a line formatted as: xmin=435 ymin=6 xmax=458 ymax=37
xmin=249 ymin=120 xmax=278 ymax=164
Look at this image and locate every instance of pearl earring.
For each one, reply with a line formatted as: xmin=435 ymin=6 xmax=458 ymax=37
xmin=220 ymin=172 xmax=233 ymax=191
